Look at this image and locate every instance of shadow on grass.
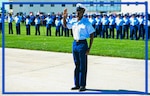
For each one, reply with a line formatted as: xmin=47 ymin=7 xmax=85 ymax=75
xmin=85 ymin=88 xmax=149 ymax=95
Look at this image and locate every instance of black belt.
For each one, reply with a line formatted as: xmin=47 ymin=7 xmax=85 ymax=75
xmin=74 ymin=39 xmax=86 ymax=42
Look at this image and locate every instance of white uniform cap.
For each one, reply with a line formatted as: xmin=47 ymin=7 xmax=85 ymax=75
xmin=76 ymin=3 xmax=86 ymax=11
xmin=37 ymin=12 xmax=39 ymax=15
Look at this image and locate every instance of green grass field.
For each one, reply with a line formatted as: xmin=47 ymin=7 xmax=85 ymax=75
xmin=0 ymin=22 xmax=149 ymax=59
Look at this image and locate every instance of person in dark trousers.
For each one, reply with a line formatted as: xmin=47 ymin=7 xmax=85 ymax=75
xmin=101 ymin=14 xmax=109 ymax=38
xmin=55 ymin=16 xmax=61 ymax=36
xmin=129 ymin=14 xmax=139 ymax=40
xmin=63 ymin=3 xmax=95 ymax=91
xmin=15 ymin=13 xmax=21 ymax=35
xmin=122 ymin=14 xmax=130 ymax=39
xmin=45 ymin=14 xmax=53 ymax=36
xmin=138 ymin=15 xmax=145 ymax=40
xmin=26 ymin=15 xmax=31 ymax=35
xmin=115 ymin=14 xmax=124 ymax=39
xmin=34 ymin=15 xmax=41 ymax=35
xmin=88 ymin=15 xmax=97 ymax=37
xmin=95 ymin=14 xmax=102 ymax=37
xmin=108 ymin=14 xmax=115 ymax=38
xmin=8 ymin=13 xmax=14 ymax=34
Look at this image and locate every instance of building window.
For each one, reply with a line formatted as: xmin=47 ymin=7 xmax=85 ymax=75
xmin=40 ymin=4 xmax=44 ymax=7
xmin=100 ymin=1 xmax=103 ymax=6
xmin=62 ymin=4 xmax=65 ymax=7
xmin=19 ymin=4 xmax=23 ymax=7
xmin=73 ymin=4 xmax=76 ymax=7
xmin=9 ymin=4 xmax=13 ymax=9
xmin=90 ymin=4 xmax=94 ymax=6
xmin=51 ymin=4 xmax=55 ymax=7
xmin=110 ymin=1 xmax=114 ymax=6
xmin=90 ymin=1 xmax=93 ymax=6
xmin=30 ymin=4 xmax=33 ymax=7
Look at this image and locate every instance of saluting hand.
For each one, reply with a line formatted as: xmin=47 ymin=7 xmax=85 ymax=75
xmin=63 ymin=9 xmax=68 ymax=28
xmin=63 ymin=9 xmax=68 ymax=19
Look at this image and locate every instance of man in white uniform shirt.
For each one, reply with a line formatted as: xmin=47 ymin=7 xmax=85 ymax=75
xmin=15 ymin=13 xmax=21 ymax=35
xmin=45 ymin=14 xmax=53 ymax=36
xmin=34 ymin=15 xmax=41 ymax=35
xmin=26 ymin=15 xmax=31 ymax=35
xmin=63 ymin=3 xmax=95 ymax=91
xmin=8 ymin=13 xmax=14 ymax=34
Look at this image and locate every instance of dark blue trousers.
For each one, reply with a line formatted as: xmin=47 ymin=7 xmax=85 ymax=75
xmin=16 ymin=23 xmax=20 ymax=35
xmin=26 ymin=24 xmax=30 ymax=35
xmin=109 ymin=25 xmax=115 ymax=38
xmin=35 ymin=24 xmax=40 ymax=35
xmin=95 ymin=25 xmax=99 ymax=37
xmin=123 ymin=25 xmax=129 ymax=39
xmin=55 ymin=26 xmax=60 ymax=36
xmin=61 ymin=26 xmax=64 ymax=36
xmin=72 ymin=40 xmax=88 ymax=87
xmin=116 ymin=26 xmax=122 ymax=39
xmin=138 ymin=24 xmax=145 ymax=40
xmin=46 ymin=24 xmax=52 ymax=36
xmin=64 ymin=28 xmax=69 ymax=37
xmin=130 ymin=25 xmax=138 ymax=40
xmin=9 ymin=23 xmax=13 ymax=34
xmin=102 ymin=25 xmax=108 ymax=38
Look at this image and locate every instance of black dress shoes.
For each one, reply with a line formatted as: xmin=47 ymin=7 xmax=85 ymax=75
xmin=71 ymin=86 xmax=86 ymax=91
xmin=71 ymin=86 xmax=80 ymax=90
xmin=79 ymin=86 xmax=86 ymax=91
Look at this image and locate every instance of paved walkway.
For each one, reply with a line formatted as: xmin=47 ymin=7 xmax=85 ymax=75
xmin=0 ymin=48 xmax=149 ymax=96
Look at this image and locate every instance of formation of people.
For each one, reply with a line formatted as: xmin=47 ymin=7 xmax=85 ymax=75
xmin=0 ymin=12 xmax=150 ymax=40
xmin=82 ymin=13 xmax=150 ymax=40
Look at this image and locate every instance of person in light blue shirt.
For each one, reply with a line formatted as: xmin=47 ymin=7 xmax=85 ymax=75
xmin=129 ymin=14 xmax=139 ymax=40
xmin=101 ymin=14 xmax=109 ymax=38
xmin=122 ymin=14 xmax=130 ymax=39
xmin=88 ymin=15 xmax=97 ymax=28
xmin=88 ymin=14 xmax=97 ymax=37
xmin=45 ymin=14 xmax=53 ymax=36
xmin=108 ymin=14 xmax=115 ymax=38
xmin=26 ymin=15 xmax=31 ymax=35
xmin=68 ymin=14 xmax=77 ymax=37
xmin=138 ymin=15 xmax=145 ymax=40
xmin=34 ymin=15 xmax=41 ymax=35
xmin=115 ymin=14 xmax=124 ymax=39
xmin=55 ymin=16 xmax=61 ymax=36
xmin=95 ymin=14 xmax=102 ymax=37
xmin=63 ymin=3 xmax=95 ymax=91
xmin=67 ymin=14 xmax=73 ymax=37
xmin=15 ymin=13 xmax=22 ymax=35
xmin=8 ymin=13 xmax=14 ymax=34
